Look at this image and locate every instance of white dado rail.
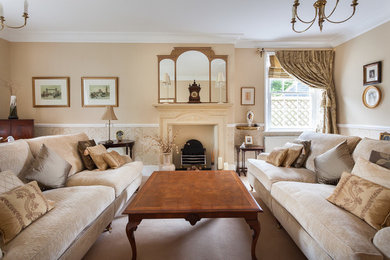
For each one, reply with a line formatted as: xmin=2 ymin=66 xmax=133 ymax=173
xmin=154 ymin=103 xmax=233 ymax=165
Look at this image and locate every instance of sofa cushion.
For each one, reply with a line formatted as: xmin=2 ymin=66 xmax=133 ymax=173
xmin=266 ymin=147 xmax=288 ymax=167
xmin=282 ymin=143 xmax=303 ymax=168
xmin=352 ymin=157 xmax=390 ymax=189
xmin=271 ymin=181 xmax=382 ymax=259
xmin=373 ymin=227 xmax=390 ymax=258
xmin=86 ymin=144 xmax=108 ymax=171
xmin=0 ymin=171 xmax=24 ymax=194
xmin=26 ymin=133 xmax=89 ymax=177
xmin=103 ymin=151 xmax=127 ymax=169
xmin=24 ymin=144 xmax=71 ymax=190
xmin=314 ymin=140 xmax=354 ymax=185
xmin=297 ymin=131 xmax=361 ymax=172
xmin=66 ymin=161 xmax=143 ymax=197
xmin=0 ymin=181 xmax=55 ymax=243
xmin=1 ymin=185 xmax=115 ymax=260
xmin=352 ymin=137 xmax=390 ymax=162
xmin=247 ymin=158 xmax=316 ymax=191
xmin=77 ymin=140 xmax=97 ymax=171
xmin=0 ymin=140 xmax=33 ymax=179
xmin=292 ymin=139 xmax=311 ymax=168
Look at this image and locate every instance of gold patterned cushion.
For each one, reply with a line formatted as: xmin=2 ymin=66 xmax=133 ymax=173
xmin=0 ymin=181 xmax=55 ymax=243
xmin=86 ymin=145 xmax=108 ymax=171
xmin=0 ymin=171 xmax=24 ymax=194
xmin=103 ymin=151 xmax=126 ymax=169
xmin=282 ymin=142 xmax=304 ymax=168
xmin=327 ymin=172 xmax=390 ymax=230
xmin=266 ymin=147 xmax=288 ymax=167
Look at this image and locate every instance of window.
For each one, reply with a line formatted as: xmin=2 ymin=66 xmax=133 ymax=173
xmin=265 ymin=53 xmax=321 ymax=132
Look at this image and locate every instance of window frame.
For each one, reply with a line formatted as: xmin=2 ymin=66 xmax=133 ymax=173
xmin=264 ymin=52 xmax=318 ymax=133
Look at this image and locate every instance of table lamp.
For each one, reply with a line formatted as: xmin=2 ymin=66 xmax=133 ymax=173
xmin=101 ymin=106 xmax=118 ymax=144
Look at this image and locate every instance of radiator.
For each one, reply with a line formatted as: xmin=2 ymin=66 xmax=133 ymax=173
xmin=264 ymin=135 xmax=299 ymax=152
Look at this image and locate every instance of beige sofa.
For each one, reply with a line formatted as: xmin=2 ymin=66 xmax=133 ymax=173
xmin=0 ymin=133 xmax=143 ymax=260
xmin=247 ymin=132 xmax=390 ymax=260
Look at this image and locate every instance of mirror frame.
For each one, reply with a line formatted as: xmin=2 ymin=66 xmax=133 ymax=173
xmin=157 ymin=47 xmax=228 ymax=103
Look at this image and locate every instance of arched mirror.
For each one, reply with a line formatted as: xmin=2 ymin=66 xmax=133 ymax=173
xmin=157 ymin=47 xmax=228 ymax=103
xmin=176 ymin=51 xmax=209 ymax=103
xmin=159 ymin=59 xmax=175 ymax=103
xmin=211 ymin=59 xmax=227 ymax=103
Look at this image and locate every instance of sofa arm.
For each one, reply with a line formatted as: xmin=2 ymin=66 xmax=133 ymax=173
xmin=373 ymin=227 xmax=390 ymax=259
xmin=257 ymin=152 xmax=269 ymax=161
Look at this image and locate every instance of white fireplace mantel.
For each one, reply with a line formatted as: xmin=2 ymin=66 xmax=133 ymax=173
xmin=154 ymin=103 xmax=233 ymax=164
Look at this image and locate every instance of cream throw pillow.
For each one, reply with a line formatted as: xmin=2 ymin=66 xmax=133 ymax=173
xmin=352 ymin=157 xmax=390 ymax=189
xmin=103 ymin=151 xmax=127 ymax=169
xmin=0 ymin=181 xmax=55 ymax=243
xmin=282 ymin=142 xmax=304 ymax=168
xmin=0 ymin=170 xmax=24 ymax=194
xmin=86 ymin=145 xmax=109 ymax=171
xmin=327 ymin=172 xmax=390 ymax=230
xmin=266 ymin=148 xmax=288 ymax=167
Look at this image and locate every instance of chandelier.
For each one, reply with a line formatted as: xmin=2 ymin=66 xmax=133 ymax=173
xmin=291 ymin=0 xmax=358 ymax=33
xmin=0 ymin=0 xmax=29 ymax=31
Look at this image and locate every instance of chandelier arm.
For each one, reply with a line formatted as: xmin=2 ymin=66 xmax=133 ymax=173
xmin=325 ymin=0 xmax=340 ymax=19
xmin=292 ymin=19 xmax=316 ymax=33
xmin=325 ymin=7 xmax=357 ymax=24
xmin=295 ymin=7 xmax=318 ymax=24
xmin=5 ymin=13 xmax=28 ymax=29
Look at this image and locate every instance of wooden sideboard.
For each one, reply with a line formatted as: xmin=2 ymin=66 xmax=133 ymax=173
xmin=0 ymin=119 xmax=34 ymax=140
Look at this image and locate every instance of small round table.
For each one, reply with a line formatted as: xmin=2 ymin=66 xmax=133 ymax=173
xmin=98 ymin=139 xmax=135 ymax=159
xmin=235 ymin=145 xmax=264 ymax=176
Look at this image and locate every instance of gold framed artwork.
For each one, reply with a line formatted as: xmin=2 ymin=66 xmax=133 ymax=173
xmin=245 ymin=135 xmax=253 ymax=145
xmin=362 ymin=85 xmax=381 ymax=109
xmin=379 ymin=132 xmax=390 ymax=141
xmin=81 ymin=77 xmax=118 ymax=107
xmin=241 ymin=87 xmax=255 ymax=106
xmin=32 ymin=77 xmax=70 ymax=107
xmin=363 ymin=61 xmax=382 ymax=85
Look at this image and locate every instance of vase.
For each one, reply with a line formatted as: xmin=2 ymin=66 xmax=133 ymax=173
xmin=8 ymin=95 xmax=18 ymax=119
xmin=159 ymin=152 xmax=175 ymax=171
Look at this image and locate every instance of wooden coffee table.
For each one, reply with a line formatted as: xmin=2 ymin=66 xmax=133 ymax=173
xmin=123 ymin=171 xmax=263 ymax=260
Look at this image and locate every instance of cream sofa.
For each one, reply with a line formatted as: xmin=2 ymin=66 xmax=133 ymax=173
xmin=247 ymin=132 xmax=390 ymax=260
xmin=0 ymin=133 xmax=143 ymax=260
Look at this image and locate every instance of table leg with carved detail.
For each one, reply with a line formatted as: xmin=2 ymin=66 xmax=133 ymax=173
xmin=245 ymin=217 xmax=260 ymax=260
xmin=126 ymin=217 xmax=142 ymax=260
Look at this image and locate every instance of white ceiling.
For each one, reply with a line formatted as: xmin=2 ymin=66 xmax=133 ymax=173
xmin=0 ymin=0 xmax=390 ymax=47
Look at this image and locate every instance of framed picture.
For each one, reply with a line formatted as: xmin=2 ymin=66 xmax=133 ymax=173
xmin=245 ymin=135 xmax=253 ymax=145
xmin=81 ymin=77 xmax=118 ymax=107
xmin=32 ymin=77 xmax=70 ymax=107
xmin=379 ymin=132 xmax=390 ymax=141
xmin=241 ymin=87 xmax=255 ymax=106
xmin=362 ymin=85 xmax=381 ymax=108
xmin=363 ymin=61 xmax=382 ymax=85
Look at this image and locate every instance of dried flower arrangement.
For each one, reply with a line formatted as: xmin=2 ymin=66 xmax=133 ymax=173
xmin=0 ymin=78 xmax=18 ymax=95
xmin=144 ymin=129 xmax=179 ymax=154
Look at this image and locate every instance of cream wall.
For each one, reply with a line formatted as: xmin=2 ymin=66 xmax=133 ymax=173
xmin=234 ymin=48 xmax=264 ymax=124
xmin=7 ymin=43 xmax=237 ymax=124
xmin=0 ymin=38 xmax=10 ymax=118
xmin=334 ymin=21 xmax=390 ymax=129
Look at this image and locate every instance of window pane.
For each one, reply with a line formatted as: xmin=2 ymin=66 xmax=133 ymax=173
xmin=271 ymin=80 xmax=282 ymax=92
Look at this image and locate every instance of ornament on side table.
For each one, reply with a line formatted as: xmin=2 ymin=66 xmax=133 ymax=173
xmin=246 ymin=110 xmax=254 ymax=127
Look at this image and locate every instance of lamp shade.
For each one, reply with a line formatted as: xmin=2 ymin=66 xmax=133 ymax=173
xmin=101 ymin=106 xmax=118 ymax=120
xmin=163 ymin=73 xmax=171 ymax=85
xmin=217 ymin=72 xmax=225 ymax=83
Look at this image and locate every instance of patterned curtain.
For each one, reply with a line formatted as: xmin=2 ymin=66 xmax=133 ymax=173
xmin=275 ymin=50 xmax=338 ymax=134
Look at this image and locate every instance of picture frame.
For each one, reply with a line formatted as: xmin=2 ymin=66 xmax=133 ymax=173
xmin=32 ymin=77 xmax=70 ymax=107
xmin=81 ymin=77 xmax=118 ymax=107
xmin=245 ymin=135 xmax=253 ymax=145
xmin=362 ymin=85 xmax=381 ymax=109
xmin=241 ymin=87 xmax=255 ymax=106
xmin=379 ymin=132 xmax=390 ymax=141
xmin=363 ymin=61 xmax=382 ymax=85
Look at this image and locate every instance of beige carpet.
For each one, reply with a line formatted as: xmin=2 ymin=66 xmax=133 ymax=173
xmin=83 ymin=176 xmax=306 ymax=260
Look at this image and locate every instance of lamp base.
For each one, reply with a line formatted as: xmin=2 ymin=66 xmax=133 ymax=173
xmin=105 ymin=140 xmax=114 ymax=144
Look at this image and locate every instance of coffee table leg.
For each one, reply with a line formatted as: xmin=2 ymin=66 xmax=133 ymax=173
xmin=126 ymin=218 xmax=142 ymax=260
xmin=245 ymin=218 xmax=260 ymax=260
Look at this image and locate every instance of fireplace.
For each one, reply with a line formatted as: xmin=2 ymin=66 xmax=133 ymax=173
xmin=181 ymin=139 xmax=207 ymax=168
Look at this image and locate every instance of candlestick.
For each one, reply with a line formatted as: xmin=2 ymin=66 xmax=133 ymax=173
xmin=217 ymin=157 xmax=223 ymax=170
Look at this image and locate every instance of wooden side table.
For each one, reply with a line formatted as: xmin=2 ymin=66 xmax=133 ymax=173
xmin=235 ymin=145 xmax=264 ymax=176
xmin=98 ymin=139 xmax=135 ymax=158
